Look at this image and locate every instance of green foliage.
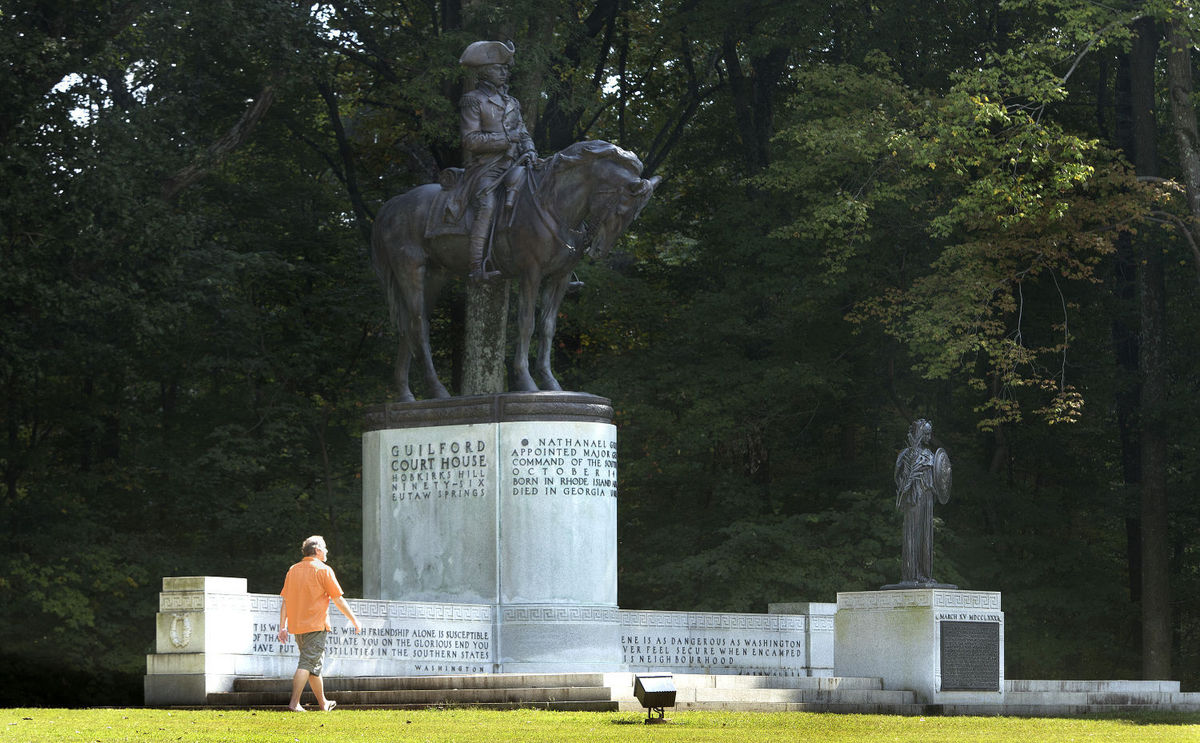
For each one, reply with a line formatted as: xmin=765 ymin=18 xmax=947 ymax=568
xmin=759 ymin=57 xmax=1149 ymax=431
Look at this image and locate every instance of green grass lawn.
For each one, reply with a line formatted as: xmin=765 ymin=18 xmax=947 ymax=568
xmin=2 ymin=708 xmax=1198 ymax=743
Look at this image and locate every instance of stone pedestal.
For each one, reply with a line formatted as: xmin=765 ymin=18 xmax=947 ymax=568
xmin=361 ymin=392 xmax=620 ymax=671
xmin=144 ymin=576 xmax=254 ymax=705
xmin=834 ymin=589 xmax=1004 ymax=704
xmin=769 ymin=602 xmax=836 ymax=676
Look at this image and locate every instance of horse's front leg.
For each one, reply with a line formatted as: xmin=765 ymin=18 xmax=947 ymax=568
xmin=417 ymin=270 xmax=450 ymax=398
xmin=534 ymin=273 xmax=572 ymax=391
xmin=511 ymin=274 xmax=541 ymax=391
xmin=394 ymin=337 xmax=416 ymax=403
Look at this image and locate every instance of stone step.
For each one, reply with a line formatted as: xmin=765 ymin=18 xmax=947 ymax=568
xmin=671 ymin=674 xmax=884 ymax=691
xmin=212 ymin=685 xmax=613 ymax=707
xmin=938 ymin=702 xmax=1200 ymax=717
xmin=621 ymin=700 xmax=928 ymax=715
xmin=232 ymin=672 xmax=609 ymax=693
xmin=205 ymin=700 xmax=620 ymax=712
xmin=340 ymin=686 xmax=614 ymax=705
xmin=684 ymin=687 xmax=916 ymax=705
xmin=1006 ymin=679 xmax=1182 ymax=694
xmin=1004 ymin=690 xmax=1198 ymax=707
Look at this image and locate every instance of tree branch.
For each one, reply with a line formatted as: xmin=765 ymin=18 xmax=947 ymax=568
xmin=161 ymin=79 xmax=280 ymax=200
xmin=1147 ymin=210 xmax=1200 ymax=287
xmin=316 ymin=78 xmax=375 ymax=237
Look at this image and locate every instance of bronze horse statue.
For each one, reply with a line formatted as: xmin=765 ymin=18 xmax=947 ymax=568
xmin=371 ymin=140 xmax=660 ymax=401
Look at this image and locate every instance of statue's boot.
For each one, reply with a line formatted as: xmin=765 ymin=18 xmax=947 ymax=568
xmin=468 ymin=202 xmax=501 ymax=281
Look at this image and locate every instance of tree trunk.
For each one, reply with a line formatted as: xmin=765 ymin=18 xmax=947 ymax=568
xmin=1138 ymin=231 xmax=1170 ymax=680
xmin=721 ymin=31 xmax=789 ymax=175
xmin=462 ymin=280 xmax=510 ymax=395
xmin=1131 ymin=15 xmax=1171 ymax=681
xmin=1112 ymin=38 xmax=1143 ymax=606
xmin=1167 ymin=19 xmax=1200 ymax=254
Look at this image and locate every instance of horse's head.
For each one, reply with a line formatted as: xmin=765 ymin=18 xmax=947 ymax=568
xmin=540 ymin=140 xmax=661 ymax=258
xmin=586 ymin=167 xmax=661 ymax=259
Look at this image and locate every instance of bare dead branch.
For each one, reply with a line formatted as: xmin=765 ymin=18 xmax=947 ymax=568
xmin=161 ymin=80 xmax=279 ymax=201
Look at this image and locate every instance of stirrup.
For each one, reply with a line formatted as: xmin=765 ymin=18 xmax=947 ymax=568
xmin=469 ymin=265 xmax=502 ymax=282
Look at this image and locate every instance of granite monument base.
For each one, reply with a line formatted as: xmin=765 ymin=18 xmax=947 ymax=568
xmin=361 ymin=393 xmax=618 ymax=607
xmin=144 ymin=577 xmax=833 ymax=704
xmin=359 ymin=392 xmax=622 ymax=674
xmin=834 ymin=589 xmax=1004 ymax=704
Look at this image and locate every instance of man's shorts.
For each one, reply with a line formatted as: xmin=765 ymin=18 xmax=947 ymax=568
xmin=295 ymin=630 xmax=328 ymax=676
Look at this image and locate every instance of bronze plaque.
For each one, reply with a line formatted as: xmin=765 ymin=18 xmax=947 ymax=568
xmin=940 ymin=621 xmax=1000 ymax=691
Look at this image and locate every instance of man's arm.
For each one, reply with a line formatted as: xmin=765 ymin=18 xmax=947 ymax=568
xmin=332 ymin=595 xmax=362 ymax=634
xmin=277 ymin=597 xmax=289 ymax=643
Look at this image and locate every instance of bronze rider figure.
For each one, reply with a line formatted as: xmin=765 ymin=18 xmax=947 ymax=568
xmin=458 ymin=40 xmax=537 ymax=281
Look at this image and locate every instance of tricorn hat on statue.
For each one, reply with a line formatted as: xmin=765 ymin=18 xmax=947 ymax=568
xmin=460 ymin=40 xmax=516 ymax=67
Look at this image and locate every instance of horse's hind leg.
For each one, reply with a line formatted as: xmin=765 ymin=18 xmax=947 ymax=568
xmin=403 ymin=265 xmax=450 ymax=399
xmin=533 ymin=273 xmax=572 ymax=391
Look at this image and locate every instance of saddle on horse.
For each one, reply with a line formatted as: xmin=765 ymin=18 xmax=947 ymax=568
xmin=424 ymin=164 xmax=531 ymax=240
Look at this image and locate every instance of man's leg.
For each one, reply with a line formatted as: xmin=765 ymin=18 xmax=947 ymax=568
xmin=307 ymin=672 xmax=332 ymax=710
xmin=468 ymin=191 xmax=501 ymax=281
xmin=288 ymin=668 xmax=309 ymax=711
xmin=290 ymin=631 xmax=330 ymax=711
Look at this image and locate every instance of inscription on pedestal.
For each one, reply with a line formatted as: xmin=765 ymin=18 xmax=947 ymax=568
xmin=389 ymin=437 xmax=490 ymax=502
xmin=939 ymin=620 xmax=1000 ymax=691
xmin=499 ymin=422 xmax=618 ymax=605
xmin=507 ymin=436 xmax=617 ymax=498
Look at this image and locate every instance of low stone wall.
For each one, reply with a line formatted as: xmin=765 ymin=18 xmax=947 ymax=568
xmin=621 ymin=609 xmax=823 ymax=677
xmin=144 ymin=576 xmax=834 ymax=705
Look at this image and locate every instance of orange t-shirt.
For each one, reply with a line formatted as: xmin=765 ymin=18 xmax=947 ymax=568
xmin=279 ymin=556 xmax=345 ymax=634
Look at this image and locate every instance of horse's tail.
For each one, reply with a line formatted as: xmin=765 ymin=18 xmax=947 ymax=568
xmin=370 ymin=196 xmax=408 ymax=334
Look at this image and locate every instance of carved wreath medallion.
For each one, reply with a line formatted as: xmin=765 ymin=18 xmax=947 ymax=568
xmin=169 ymin=613 xmax=193 ymax=649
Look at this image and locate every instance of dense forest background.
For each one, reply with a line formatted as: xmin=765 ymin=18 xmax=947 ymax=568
xmin=3 ymin=0 xmax=1199 ymax=705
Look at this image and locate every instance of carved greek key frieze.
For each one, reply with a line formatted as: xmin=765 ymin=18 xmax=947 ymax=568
xmin=837 ymin=589 xmax=1001 ymax=611
xmin=932 ymin=591 xmax=1001 ymax=610
xmin=160 ymin=591 xmax=251 ymax=613
xmin=620 ymin=609 xmax=804 ymax=633
xmin=502 ymin=605 xmax=619 ymax=623
xmin=249 ymin=596 xmax=281 ymax=612
xmin=387 ymin=602 xmax=494 ymax=622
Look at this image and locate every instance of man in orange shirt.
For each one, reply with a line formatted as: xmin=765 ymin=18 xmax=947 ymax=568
xmin=276 ymin=535 xmax=362 ymax=711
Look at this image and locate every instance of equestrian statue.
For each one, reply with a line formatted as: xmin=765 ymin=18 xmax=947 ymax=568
xmin=371 ymin=40 xmax=660 ymax=401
